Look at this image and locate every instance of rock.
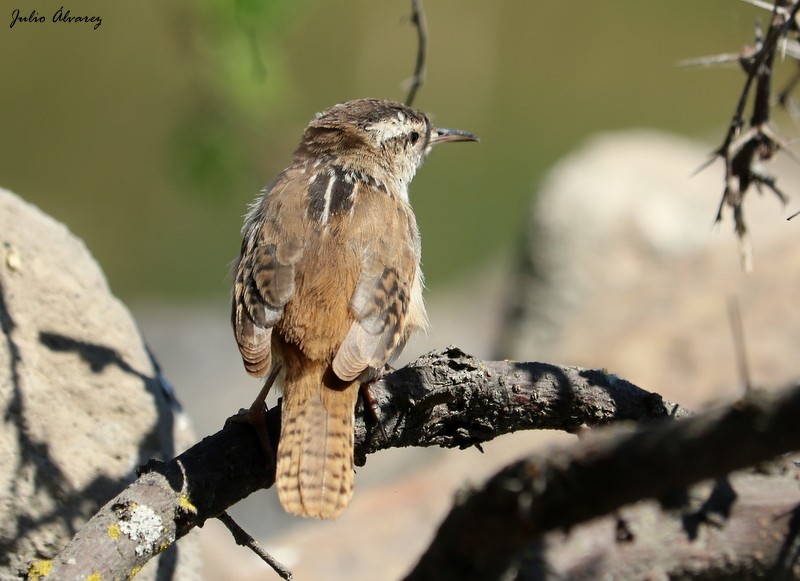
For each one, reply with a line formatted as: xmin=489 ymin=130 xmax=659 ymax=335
xmin=0 ymin=188 xmax=201 ymax=579
xmin=498 ymin=130 xmax=800 ymax=407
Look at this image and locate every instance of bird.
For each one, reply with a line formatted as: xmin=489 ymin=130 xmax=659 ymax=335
xmin=231 ymin=98 xmax=478 ymax=519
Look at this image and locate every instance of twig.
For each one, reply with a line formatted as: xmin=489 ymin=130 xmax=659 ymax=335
xmin=218 ymin=512 xmax=293 ymax=580
xmin=741 ymin=0 xmax=783 ymax=10
xmin=728 ymin=296 xmax=753 ymax=393
xmin=404 ymin=0 xmax=427 ymax=107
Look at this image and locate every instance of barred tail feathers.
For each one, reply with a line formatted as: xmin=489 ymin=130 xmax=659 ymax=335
xmin=276 ymin=366 xmax=358 ymax=519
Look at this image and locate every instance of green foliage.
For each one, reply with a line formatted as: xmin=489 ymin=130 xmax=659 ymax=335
xmin=0 ymin=0 xmax=767 ymax=299
xmin=167 ymin=0 xmax=305 ymax=200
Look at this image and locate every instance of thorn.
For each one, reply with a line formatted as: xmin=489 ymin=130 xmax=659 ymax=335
xmin=728 ymin=296 xmax=753 ymax=394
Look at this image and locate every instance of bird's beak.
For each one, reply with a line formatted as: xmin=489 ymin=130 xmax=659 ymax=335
xmin=429 ymin=127 xmax=479 ymax=145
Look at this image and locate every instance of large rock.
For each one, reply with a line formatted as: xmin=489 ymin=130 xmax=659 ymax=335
xmin=0 ymin=188 xmax=200 ymax=579
xmin=498 ymin=130 xmax=800 ymax=407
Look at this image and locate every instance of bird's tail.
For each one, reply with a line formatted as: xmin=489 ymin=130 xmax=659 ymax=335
xmin=276 ymin=364 xmax=358 ymax=519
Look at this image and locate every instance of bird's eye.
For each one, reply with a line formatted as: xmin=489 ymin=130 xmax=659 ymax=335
xmin=409 ymin=131 xmax=420 ymax=144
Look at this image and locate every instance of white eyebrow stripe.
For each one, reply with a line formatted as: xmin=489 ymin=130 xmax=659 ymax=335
xmin=365 ymin=119 xmax=406 ymax=142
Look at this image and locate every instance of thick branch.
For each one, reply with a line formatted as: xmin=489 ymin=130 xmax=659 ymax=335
xmin=538 ymin=471 xmax=800 ymax=579
xmin=405 ymin=381 xmax=800 ymax=580
xmin=35 ymin=347 xmax=688 ymax=578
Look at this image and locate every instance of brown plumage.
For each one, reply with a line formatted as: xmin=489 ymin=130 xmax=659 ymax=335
xmin=231 ymin=99 xmax=477 ymax=519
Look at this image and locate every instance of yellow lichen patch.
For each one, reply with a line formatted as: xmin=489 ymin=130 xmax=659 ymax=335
xmin=179 ymin=494 xmax=197 ymax=513
xmin=129 ymin=565 xmax=142 ymax=578
xmin=27 ymin=560 xmax=53 ymax=579
xmin=86 ymin=573 xmax=102 ymax=581
xmin=107 ymin=522 xmax=121 ymax=539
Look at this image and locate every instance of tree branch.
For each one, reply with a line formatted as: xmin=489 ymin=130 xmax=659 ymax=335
xmin=698 ymin=0 xmax=800 ymax=267
xmin=30 ymin=348 xmax=800 ymax=579
xmin=405 ymin=380 xmax=800 ymax=580
xmin=32 ymin=347 xmax=689 ymax=578
xmin=536 ymin=470 xmax=800 ymax=579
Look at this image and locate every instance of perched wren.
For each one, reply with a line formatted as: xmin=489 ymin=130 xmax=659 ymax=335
xmin=231 ymin=98 xmax=477 ymax=519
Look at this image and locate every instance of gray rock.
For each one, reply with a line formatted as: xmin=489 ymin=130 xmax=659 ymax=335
xmin=0 ymin=188 xmax=201 ymax=580
xmin=497 ymin=130 xmax=800 ymax=406
xmin=497 ymin=130 xmax=722 ymax=360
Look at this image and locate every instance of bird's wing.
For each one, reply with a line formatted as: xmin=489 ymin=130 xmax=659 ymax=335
xmin=232 ymin=173 xmax=305 ymax=377
xmin=332 ymin=206 xmax=418 ymax=381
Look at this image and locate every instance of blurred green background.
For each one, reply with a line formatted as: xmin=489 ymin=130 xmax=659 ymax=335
xmin=0 ymin=0 xmax=765 ymax=303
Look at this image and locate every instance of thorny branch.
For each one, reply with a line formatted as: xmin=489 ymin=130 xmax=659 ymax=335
xmin=404 ymin=0 xmax=428 ymax=107
xmin=691 ymin=0 xmax=800 ymax=268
